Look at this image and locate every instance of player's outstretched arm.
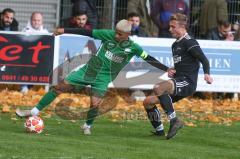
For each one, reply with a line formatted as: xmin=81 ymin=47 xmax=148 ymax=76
xmin=53 ymin=28 xmax=93 ymax=37
xmin=143 ymin=54 xmax=169 ymax=72
xmin=53 ymin=28 xmax=64 ymax=36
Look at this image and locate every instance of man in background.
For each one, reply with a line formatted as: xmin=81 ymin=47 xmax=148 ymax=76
xmin=0 ymin=8 xmax=18 ymax=31
xmin=63 ymin=10 xmax=91 ymax=29
xmin=199 ymin=0 xmax=228 ymax=38
xmin=127 ymin=0 xmax=158 ymax=37
xmin=21 ymin=12 xmax=49 ymax=93
xmin=22 ymin=12 xmax=48 ymax=33
xmin=151 ymin=0 xmax=189 ymax=37
xmin=127 ymin=12 xmax=147 ymax=37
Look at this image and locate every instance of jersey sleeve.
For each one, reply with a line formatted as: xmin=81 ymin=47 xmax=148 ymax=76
xmin=186 ymin=39 xmax=210 ymax=74
xmin=92 ymin=29 xmax=115 ymax=42
xmin=133 ymin=42 xmax=148 ymax=59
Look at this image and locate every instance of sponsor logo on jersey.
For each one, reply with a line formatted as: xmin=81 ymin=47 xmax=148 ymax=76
xmin=173 ymin=55 xmax=182 ymax=64
xmin=173 ymin=47 xmax=182 ymax=52
xmin=105 ymin=51 xmax=124 ymax=63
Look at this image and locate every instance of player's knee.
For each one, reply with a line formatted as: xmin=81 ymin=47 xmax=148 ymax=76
xmin=50 ymin=80 xmax=74 ymax=95
xmin=143 ymin=98 xmax=150 ymax=107
xmin=153 ymin=80 xmax=174 ymax=96
xmin=153 ymin=83 xmax=164 ymax=96
xmin=91 ymin=97 xmax=103 ymax=107
xmin=91 ymin=100 xmax=100 ymax=108
xmin=143 ymin=97 xmax=156 ymax=109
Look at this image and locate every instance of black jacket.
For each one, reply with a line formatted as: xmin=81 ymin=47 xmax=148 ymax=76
xmin=0 ymin=13 xmax=19 ymax=31
xmin=206 ymin=27 xmax=225 ymax=40
xmin=131 ymin=27 xmax=148 ymax=37
xmin=71 ymin=0 xmax=98 ymax=29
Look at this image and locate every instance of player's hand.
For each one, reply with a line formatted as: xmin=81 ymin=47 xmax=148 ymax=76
xmin=167 ymin=68 xmax=176 ymax=78
xmin=53 ymin=28 xmax=64 ymax=36
xmin=204 ymin=74 xmax=213 ymax=84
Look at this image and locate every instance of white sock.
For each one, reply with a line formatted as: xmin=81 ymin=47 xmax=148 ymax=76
xmin=168 ymin=111 xmax=176 ymax=120
xmin=84 ymin=123 xmax=91 ymax=128
xmin=156 ymin=124 xmax=164 ymax=131
xmin=31 ymin=107 xmax=40 ymax=116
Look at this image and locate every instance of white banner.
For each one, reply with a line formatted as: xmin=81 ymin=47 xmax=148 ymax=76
xmin=57 ymin=35 xmax=240 ymax=93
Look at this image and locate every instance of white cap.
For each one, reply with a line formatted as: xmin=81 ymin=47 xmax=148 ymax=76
xmin=116 ymin=19 xmax=132 ymax=33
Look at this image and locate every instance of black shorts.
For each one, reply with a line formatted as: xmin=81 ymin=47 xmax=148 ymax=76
xmin=170 ymin=76 xmax=196 ymax=103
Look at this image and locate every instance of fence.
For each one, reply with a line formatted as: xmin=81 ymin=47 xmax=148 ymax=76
xmin=0 ymin=0 xmax=60 ymax=32
xmin=0 ymin=0 xmax=239 ymax=37
xmin=61 ymin=0 xmax=240 ymax=38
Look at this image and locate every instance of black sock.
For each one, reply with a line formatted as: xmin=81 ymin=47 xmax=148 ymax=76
xmin=158 ymin=95 xmax=175 ymax=115
xmin=145 ymin=105 xmax=163 ymax=131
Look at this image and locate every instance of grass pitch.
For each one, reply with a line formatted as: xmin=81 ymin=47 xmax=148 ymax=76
xmin=0 ymin=113 xmax=239 ymax=159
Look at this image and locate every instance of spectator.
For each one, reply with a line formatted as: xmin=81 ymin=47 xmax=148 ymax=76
xmin=207 ymin=21 xmax=233 ymax=41
xmin=199 ymin=0 xmax=228 ymax=38
xmin=21 ymin=12 xmax=49 ymax=93
xmin=127 ymin=12 xmax=147 ymax=37
xmin=71 ymin=0 xmax=98 ymax=29
xmin=235 ymin=25 xmax=240 ymax=41
xmin=233 ymin=21 xmax=240 ymax=40
xmin=207 ymin=20 xmax=234 ymax=99
xmin=151 ymin=0 xmax=189 ymax=38
xmin=127 ymin=0 xmax=158 ymax=37
xmin=22 ymin=12 xmax=48 ymax=33
xmin=62 ymin=10 xmax=91 ymax=29
xmin=0 ymin=8 xmax=18 ymax=31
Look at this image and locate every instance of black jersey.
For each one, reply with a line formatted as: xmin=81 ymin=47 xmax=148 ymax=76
xmin=172 ymin=33 xmax=210 ymax=86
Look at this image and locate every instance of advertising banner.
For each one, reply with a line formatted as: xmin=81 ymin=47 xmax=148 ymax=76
xmin=54 ymin=34 xmax=240 ymax=92
xmin=0 ymin=32 xmax=54 ymax=85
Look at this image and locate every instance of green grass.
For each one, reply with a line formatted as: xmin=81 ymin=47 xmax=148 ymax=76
xmin=0 ymin=113 xmax=239 ymax=159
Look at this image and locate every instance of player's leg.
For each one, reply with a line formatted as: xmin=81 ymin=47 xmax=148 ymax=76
xmin=152 ymin=80 xmax=175 ymax=97
xmin=159 ymin=77 xmax=196 ymax=139
xmin=143 ymin=95 xmax=165 ymax=136
xmin=81 ymin=83 xmax=107 ymax=135
xmin=158 ymin=95 xmax=184 ymax=139
xmin=16 ymin=80 xmax=75 ymax=117
xmin=81 ymin=95 xmax=103 ymax=135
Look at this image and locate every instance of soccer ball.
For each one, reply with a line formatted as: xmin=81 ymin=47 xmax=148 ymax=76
xmin=25 ymin=116 xmax=44 ymax=134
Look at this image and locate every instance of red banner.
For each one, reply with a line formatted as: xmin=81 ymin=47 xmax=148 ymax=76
xmin=0 ymin=33 xmax=54 ymax=84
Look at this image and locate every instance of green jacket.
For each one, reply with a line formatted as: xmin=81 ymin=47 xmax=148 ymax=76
xmin=127 ymin=0 xmax=158 ymax=37
xmin=199 ymin=0 xmax=228 ymax=37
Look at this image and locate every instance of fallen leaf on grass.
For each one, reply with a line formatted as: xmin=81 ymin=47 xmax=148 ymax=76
xmin=11 ymin=118 xmax=18 ymax=121
xmin=2 ymin=105 xmax=10 ymax=113
xmin=184 ymin=121 xmax=197 ymax=127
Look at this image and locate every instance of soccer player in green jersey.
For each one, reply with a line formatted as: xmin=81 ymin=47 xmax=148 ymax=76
xmin=16 ymin=19 xmax=174 ymax=135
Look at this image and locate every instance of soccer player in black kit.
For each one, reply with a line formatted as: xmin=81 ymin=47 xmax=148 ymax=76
xmin=143 ymin=13 xmax=213 ymax=139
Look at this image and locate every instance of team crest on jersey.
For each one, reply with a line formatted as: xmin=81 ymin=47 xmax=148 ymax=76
xmin=124 ymin=48 xmax=131 ymax=54
xmin=104 ymin=41 xmax=117 ymax=50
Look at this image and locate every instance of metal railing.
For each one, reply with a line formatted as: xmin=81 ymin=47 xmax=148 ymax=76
xmin=60 ymin=0 xmax=240 ymax=38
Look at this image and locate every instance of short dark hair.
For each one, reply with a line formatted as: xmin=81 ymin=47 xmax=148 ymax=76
xmin=218 ymin=20 xmax=231 ymax=28
xmin=127 ymin=12 xmax=140 ymax=19
xmin=2 ymin=8 xmax=15 ymax=15
xmin=72 ymin=10 xmax=87 ymax=17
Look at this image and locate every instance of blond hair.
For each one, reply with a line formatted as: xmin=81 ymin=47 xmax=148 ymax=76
xmin=116 ymin=19 xmax=132 ymax=33
xmin=170 ymin=13 xmax=188 ymax=27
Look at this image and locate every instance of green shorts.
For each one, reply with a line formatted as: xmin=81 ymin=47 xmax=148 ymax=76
xmin=65 ymin=67 xmax=110 ymax=97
